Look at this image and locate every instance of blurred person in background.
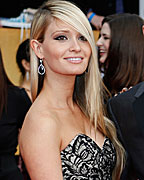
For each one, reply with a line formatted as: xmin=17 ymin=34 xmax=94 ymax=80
xmin=16 ymin=38 xmax=32 ymax=179
xmin=68 ymin=0 xmax=139 ymax=30
xmin=97 ymin=13 xmax=144 ymax=180
xmin=97 ymin=13 xmax=144 ymax=96
xmin=0 ymin=48 xmax=31 ymax=180
xmin=16 ymin=38 xmax=32 ymax=101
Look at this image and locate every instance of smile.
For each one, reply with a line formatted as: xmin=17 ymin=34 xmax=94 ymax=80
xmin=65 ymin=57 xmax=82 ymax=61
xmin=64 ymin=57 xmax=83 ymax=63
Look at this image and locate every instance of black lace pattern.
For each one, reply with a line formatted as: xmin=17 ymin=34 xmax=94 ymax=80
xmin=61 ymin=134 xmax=116 ymax=180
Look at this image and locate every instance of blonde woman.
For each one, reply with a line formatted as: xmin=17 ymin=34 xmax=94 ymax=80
xmin=19 ymin=0 xmax=125 ymax=179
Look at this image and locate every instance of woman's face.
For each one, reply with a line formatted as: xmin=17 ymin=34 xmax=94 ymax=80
xmin=96 ymin=22 xmax=111 ymax=63
xmin=39 ymin=19 xmax=91 ymax=76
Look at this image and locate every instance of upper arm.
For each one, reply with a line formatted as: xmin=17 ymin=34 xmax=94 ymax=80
xmin=19 ymin=112 xmax=63 ymax=180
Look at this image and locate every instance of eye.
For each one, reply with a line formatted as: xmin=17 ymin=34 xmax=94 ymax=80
xmin=79 ymin=35 xmax=87 ymax=41
xmin=104 ymin=36 xmax=110 ymax=40
xmin=54 ymin=35 xmax=67 ymax=40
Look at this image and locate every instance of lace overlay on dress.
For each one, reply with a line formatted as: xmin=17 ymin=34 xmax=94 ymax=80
xmin=61 ymin=134 xmax=116 ymax=180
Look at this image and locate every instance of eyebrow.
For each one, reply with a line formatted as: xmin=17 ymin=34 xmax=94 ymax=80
xmin=99 ymin=32 xmax=110 ymax=39
xmin=51 ymin=29 xmax=70 ymax=36
xmin=101 ymin=33 xmax=110 ymax=36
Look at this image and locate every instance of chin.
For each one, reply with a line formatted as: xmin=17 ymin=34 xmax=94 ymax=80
xmin=71 ymin=70 xmax=85 ymax=76
xmin=100 ymin=58 xmax=106 ymax=64
xmin=72 ymin=67 xmax=86 ymax=74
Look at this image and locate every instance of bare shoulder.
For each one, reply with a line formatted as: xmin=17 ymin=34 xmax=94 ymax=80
xmin=19 ymin=102 xmax=63 ymax=179
xmin=19 ymin=101 xmax=61 ymax=149
xmin=23 ymin=101 xmax=60 ymax=131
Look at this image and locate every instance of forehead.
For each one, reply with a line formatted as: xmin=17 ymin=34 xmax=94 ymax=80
xmin=101 ymin=22 xmax=111 ymax=35
xmin=46 ymin=18 xmax=78 ymax=34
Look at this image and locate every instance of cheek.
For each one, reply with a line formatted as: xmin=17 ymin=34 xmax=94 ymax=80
xmin=88 ymin=49 xmax=92 ymax=58
xmin=85 ymin=45 xmax=92 ymax=59
xmin=105 ymin=41 xmax=110 ymax=51
xmin=43 ymin=45 xmax=61 ymax=61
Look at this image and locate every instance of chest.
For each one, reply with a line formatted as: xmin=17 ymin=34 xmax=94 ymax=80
xmin=61 ymin=134 xmax=116 ymax=179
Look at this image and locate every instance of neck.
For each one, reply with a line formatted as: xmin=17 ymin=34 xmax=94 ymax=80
xmin=21 ymin=77 xmax=32 ymax=101
xmin=21 ymin=76 xmax=31 ymax=91
xmin=41 ymin=74 xmax=76 ymax=109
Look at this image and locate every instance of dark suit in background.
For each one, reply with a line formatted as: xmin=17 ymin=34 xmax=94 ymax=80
xmin=0 ymin=0 xmax=45 ymax=18
xmin=0 ymin=0 xmax=139 ymax=18
xmin=69 ymin=0 xmax=139 ymax=30
xmin=70 ymin=0 xmax=139 ymax=15
xmin=107 ymin=81 xmax=144 ymax=180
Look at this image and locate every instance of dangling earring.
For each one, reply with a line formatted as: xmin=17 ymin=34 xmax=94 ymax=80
xmin=38 ymin=59 xmax=45 ymax=75
xmin=26 ymin=71 xmax=29 ymax=81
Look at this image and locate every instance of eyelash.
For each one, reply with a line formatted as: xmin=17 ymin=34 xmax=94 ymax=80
xmin=79 ymin=36 xmax=87 ymax=41
xmin=54 ymin=35 xmax=67 ymax=40
xmin=104 ymin=36 xmax=110 ymax=40
xmin=54 ymin=35 xmax=87 ymax=41
xmin=99 ymin=34 xmax=110 ymax=40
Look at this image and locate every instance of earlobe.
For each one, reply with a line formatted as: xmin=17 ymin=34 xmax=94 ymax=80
xmin=21 ymin=59 xmax=30 ymax=71
xmin=30 ymin=39 xmax=43 ymax=59
xmin=142 ymin=25 xmax=144 ymax=35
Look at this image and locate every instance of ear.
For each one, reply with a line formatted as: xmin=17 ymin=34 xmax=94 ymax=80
xmin=30 ymin=39 xmax=44 ymax=59
xmin=21 ymin=59 xmax=30 ymax=71
xmin=142 ymin=25 xmax=144 ymax=35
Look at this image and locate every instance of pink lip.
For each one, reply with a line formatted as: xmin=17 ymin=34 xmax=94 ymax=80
xmin=99 ymin=52 xmax=105 ymax=56
xmin=68 ymin=60 xmax=83 ymax=64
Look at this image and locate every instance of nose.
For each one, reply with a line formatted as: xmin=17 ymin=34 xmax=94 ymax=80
xmin=96 ymin=37 xmax=102 ymax=47
xmin=69 ymin=38 xmax=81 ymax=52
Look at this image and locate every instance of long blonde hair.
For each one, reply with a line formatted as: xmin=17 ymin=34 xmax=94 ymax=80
xmin=30 ymin=0 xmax=125 ymax=179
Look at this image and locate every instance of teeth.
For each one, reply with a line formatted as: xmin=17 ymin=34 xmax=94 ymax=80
xmin=66 ymin=58 xmax=82 ymax=61
xmin=100 ymin=50 xmax=105 ymax=52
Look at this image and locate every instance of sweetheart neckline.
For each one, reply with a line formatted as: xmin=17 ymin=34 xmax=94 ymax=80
xmin=61 ymin=133 xmax=107 ymax=153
